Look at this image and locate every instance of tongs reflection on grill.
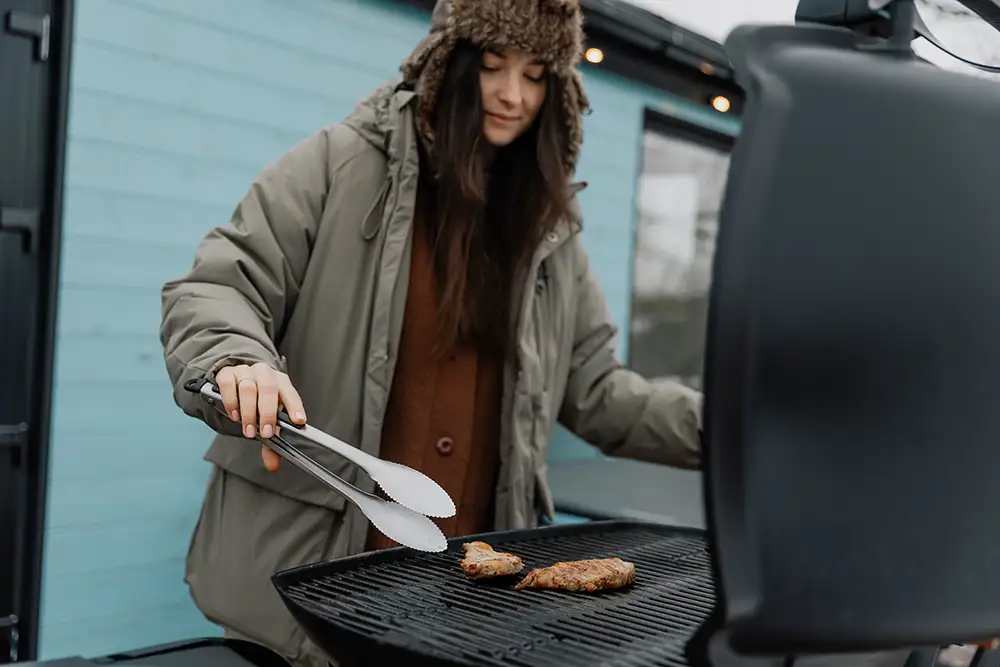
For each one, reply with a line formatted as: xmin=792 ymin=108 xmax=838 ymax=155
xmin=184 ymin=378 xmax=450 ymax=553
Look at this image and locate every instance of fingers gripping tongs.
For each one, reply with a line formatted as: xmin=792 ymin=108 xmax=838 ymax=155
xmin=184 ymin=379 xmax=454 ymax=553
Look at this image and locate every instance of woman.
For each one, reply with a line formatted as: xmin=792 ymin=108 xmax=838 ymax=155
xmin=159 ymin=0 xmax=702 ymax=665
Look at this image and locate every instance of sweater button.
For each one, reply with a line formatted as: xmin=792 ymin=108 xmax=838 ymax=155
xmin=435 ymin=437 xmax=455 ymax=456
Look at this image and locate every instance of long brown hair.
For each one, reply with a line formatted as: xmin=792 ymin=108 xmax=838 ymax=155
xmin=423 ymin=40 xmax=575 ymax=354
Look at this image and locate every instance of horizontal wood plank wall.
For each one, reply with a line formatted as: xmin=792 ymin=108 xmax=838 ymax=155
xmin=40 ymin=0 xmax=739 ymax=658
xmin=40 ymin=0 xmax=432 ymax=659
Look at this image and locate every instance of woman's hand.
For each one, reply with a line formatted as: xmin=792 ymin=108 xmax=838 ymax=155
xmin=215 ymin=362 xmax=307 ymax=472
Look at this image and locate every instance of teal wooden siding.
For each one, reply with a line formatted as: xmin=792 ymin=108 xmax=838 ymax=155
xmin=41 ymin=0 xmax=738 ymax=659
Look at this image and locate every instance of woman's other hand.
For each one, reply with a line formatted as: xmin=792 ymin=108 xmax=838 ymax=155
xmin=215 ymin=362 xmax=307 ymax=472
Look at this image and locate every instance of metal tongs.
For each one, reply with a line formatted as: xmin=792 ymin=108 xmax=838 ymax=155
xmin=184 ymin=378 xmax=453 ymax=552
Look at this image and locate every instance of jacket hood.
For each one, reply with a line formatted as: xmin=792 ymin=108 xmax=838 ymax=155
xmin=400 ymin=0 xmax=590 ymax=173
xmin=341 ymin=77 xmax=409 ymax=156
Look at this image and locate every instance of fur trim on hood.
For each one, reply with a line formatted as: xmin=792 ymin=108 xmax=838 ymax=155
xmin=401 ymin=0 xmax=590 ymax=173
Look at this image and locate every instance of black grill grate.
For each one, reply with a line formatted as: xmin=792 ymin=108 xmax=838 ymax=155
xmin=273 ymin=521 xmax=715 ymax=667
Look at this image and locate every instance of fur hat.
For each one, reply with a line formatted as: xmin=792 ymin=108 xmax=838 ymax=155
xmin=401 ymin=0 xmax=590 ymax=173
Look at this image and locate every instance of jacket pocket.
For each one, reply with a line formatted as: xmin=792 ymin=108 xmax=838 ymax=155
xmin=186 ymin=468 xmax=345 ymax=662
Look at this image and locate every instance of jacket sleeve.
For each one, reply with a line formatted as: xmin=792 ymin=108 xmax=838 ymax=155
xmin=159 ymin=129 xmax=331 ymax=434
xmin=557 ymin=240 xmax=702 ymax=469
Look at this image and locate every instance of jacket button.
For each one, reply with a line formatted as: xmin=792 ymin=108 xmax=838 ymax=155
xmin=435 ymin=437 xmax=455 ymax=456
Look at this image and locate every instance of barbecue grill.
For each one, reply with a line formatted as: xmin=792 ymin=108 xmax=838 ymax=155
xmin=274 ymin=521 xmax=712 ymax=667
xmin=272 ymin=0 xmax=1000 ymax=665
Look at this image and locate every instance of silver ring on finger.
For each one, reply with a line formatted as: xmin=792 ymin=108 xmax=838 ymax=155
xmin=237 ymin=377 xmax=256 ymax=388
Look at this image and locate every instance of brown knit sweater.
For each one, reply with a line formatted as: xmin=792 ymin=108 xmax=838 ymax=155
xmin=365 ymin=206 xmax=504 ymax=551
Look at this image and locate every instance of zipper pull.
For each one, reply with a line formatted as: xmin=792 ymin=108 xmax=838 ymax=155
xmin=361 ymin=178 xmax=392 ymax=241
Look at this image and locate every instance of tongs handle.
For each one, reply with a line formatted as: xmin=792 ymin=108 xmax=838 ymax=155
xmin=184 ymin=379 xmax=389 ymax=479
xmin=182 ymin=378 xmax=449 ymax=553
xmin=181 ymin=377 xmax=304 ymax=431
xmin=183 ymin=378 xmax=374 ymax=501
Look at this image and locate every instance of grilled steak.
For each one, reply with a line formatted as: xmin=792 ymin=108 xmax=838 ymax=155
xmin=514 ymin=557 xmax=636 ymax=592
xmin=460 ymin=541 xmax=525 ymax=580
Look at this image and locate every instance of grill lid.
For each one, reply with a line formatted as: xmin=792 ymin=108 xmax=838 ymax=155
xmin=272 ymin=521 xmax=714 ymax=667
xmin=701 ymin=17 xmax=1000 ymax=655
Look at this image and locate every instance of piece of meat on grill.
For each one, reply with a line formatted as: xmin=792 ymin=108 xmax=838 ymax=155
xmin=460 ymin=541 xmax=525 ymax=580
xmin=514 ymin=557 xmax=636 ymax=592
